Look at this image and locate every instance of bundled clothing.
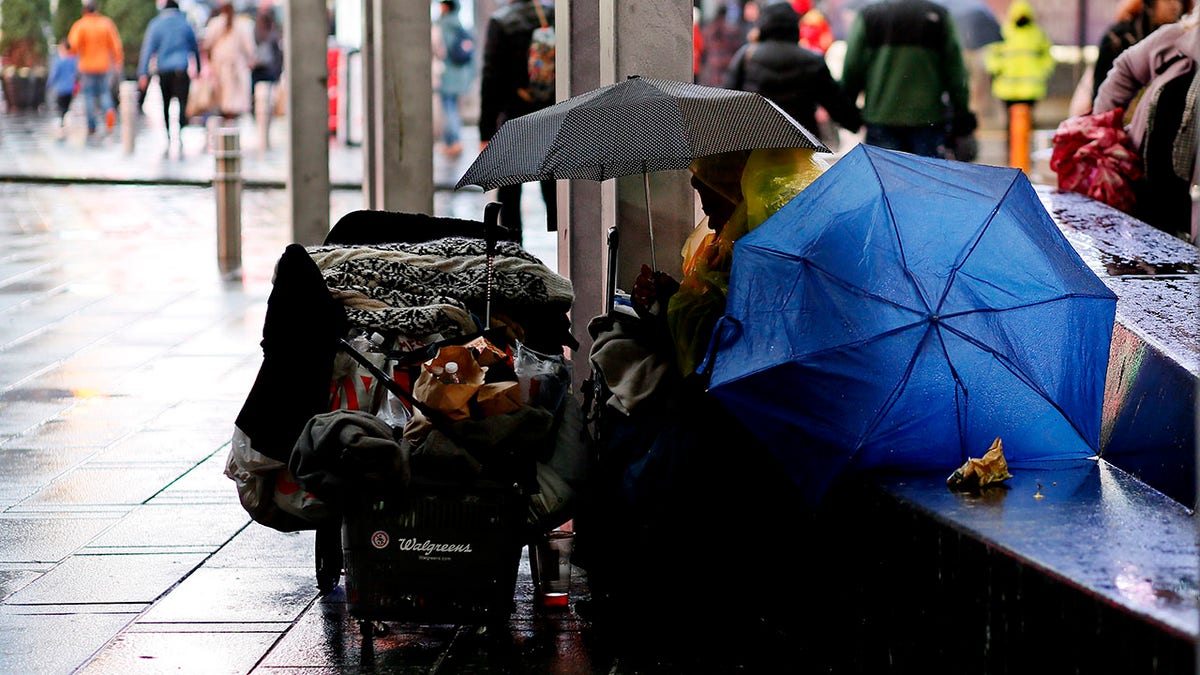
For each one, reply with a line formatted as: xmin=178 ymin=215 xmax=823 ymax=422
xmin=985 ymin=1 xmax=1055 ymax=104
xmin=723 ymin=2 xmax=861 ymax=138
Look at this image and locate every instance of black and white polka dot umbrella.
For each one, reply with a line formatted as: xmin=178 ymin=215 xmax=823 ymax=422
xmin=456 ymin=75 xmax=828 ymax=191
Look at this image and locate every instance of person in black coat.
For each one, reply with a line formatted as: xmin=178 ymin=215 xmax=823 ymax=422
xmin=478 ymin=0 xmax=557 ymax=243
xmin=723 ymin=2 xmax=861 ymax=143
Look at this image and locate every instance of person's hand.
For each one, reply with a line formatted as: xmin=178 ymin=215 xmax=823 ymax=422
xmin=137 ymin=75 xmax=148 ymax=91
xmin=631 ymin=264 xmax=680 ymax=319
xmin=479 ymin=140 xmax=489 ymax=152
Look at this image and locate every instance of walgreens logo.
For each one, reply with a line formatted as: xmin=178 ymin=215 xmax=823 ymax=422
xmin=394 ymin=537 xmax=474 ymax=556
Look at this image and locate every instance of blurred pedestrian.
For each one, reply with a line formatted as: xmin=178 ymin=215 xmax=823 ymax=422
xmin=203 ymin=2 xmax=256 ymax=123
xmin=1093 ymin=0 xmax=1192 ymax=101
xmin=699 ymin=4 xmax=743 ymax=87
xmin=434 ymin=0 xmax=474 ymax=159
xmin=723 ymin=2 xmax=861 ymax=145
xmin=1095 ymin=6 xmax=1200 ymax=240
xmin=138 ymin=0 xmax=201 ymax=154
xmin=841 ymin=0 xmax=975 ymax=158
xmin=479 ymin=0 xmax=556 ymax=241
xmin=48 ymin=43 xmax=79 ymax=137
xmin=251 ymin=4 xmax=284 ymax=102
xmin=799 ymin=8 xmax=834 ymax=55
xmin=67 ymin=1 xmax=123 ymax=138
xmin=985 ymin=0 xmax=1054 ymax=156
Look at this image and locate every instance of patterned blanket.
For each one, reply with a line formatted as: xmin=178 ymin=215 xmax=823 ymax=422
xmin=307 ymin=237 xmax=574 ymax=340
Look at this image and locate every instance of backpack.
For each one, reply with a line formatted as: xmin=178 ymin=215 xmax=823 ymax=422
xmin=522 ymin=2 xmax=555 ymax=105
xmin=445 ymin=23 xmax=474 ymax=66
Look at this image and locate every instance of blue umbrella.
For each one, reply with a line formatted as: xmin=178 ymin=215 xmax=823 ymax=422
xmin=707 ymin=145 xmax=1117 ymax=504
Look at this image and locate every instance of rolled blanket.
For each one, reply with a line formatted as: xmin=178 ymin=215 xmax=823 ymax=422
xmin=308 ymin=237 xmax=574 ymax=340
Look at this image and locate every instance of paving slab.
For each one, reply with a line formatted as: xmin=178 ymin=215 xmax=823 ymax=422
xmin=4 ymin=552 xmax=207 ymax=605
xmin=0 ymin=605 xmax=139 ymax=675
xmin=137 ymin=566 xmax=316 ymax=624
xmin=0 ymin=514 xmax=121 ymax=563
xmin=81 ymin=630 xmax=282 ymax=675
xmin=83 ymin=503 xmax=249 ymax=550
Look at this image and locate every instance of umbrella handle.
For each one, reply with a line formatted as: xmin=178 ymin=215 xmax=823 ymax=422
xmin=483 ymin=201 xmax=502 ymax=326
xmin=697 ymin=315 xmax=742 ymax=377
xmin=606 ymin=226 xmax=619 ymax=315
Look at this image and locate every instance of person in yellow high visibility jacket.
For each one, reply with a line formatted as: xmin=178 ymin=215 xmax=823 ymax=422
xmin=985 ymin=0 xmax=1054 ymax=169
xmin=985 ymin=1 xmax=1054 ymax=106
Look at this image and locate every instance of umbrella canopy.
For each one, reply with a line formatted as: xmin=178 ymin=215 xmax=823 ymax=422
xmin=707 ymin=145 xmax=1117 ymax=504
xmin=455 ymin=75 xmax=827 ymax=191
xmin=845 ymin=0 xmax=1002 ymax=50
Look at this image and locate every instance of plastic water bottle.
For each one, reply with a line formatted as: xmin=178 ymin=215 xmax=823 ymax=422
xmin=442 ymin=361 xmax=461 ymax=384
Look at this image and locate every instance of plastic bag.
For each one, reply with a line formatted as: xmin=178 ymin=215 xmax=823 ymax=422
xmin=514 ymin=341 xmax=572 ymax=412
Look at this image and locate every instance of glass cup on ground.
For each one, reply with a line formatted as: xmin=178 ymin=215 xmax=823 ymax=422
xmin=530 ymin=530 xmax=574 ymax=609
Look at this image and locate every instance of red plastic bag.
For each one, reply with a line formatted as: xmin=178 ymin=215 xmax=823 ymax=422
xmin=1050 ymin=108 xmax=1143 ymax=213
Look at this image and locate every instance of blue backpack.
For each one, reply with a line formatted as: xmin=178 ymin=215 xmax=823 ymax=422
xmin=445 ymin=24 xmax=474 ymax=66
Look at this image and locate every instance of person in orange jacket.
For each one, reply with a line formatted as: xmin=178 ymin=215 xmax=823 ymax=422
xmin=67 ymin=1 xmax=124 ymax=137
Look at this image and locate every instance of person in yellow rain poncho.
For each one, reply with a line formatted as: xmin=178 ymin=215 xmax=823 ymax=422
xmin=985 ymin=1 xmax=1055 ymax=119
xmin=648 ymin=147 xmax=829 ymax=380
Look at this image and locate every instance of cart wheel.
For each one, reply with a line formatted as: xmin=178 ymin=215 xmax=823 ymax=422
xmin=315 ymin=524 xmax=343 ymax=593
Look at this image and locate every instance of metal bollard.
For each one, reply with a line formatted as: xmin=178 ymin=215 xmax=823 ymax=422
xmin=213 ymin=127 xmax=243 ymax=278
xmin=254 ymin=81 xmax=272 ymax=154
xmin=118 ymin=80 xmax=139 ymax=154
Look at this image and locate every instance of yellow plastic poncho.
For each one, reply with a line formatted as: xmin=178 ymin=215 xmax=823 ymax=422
xmin=985 ymin=1 xmax=1055 ymax=103
xmin=666 ymin=147 xmax=829 ymax=377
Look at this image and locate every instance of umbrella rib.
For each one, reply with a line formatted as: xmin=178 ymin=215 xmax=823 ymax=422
xmin=937 ymin=321 xmax=1097 ymax=450
xmin=935 ymin=174 xmax=1016 ymax=315
xmin=856 ymin=324 xmax=932 ymax=450
xmin=800 ymin=258 xmax=927 ymax=317
xmin=873 ymin=164 xmax=934 ymax=315
xmin=937 ymin=292 xmax=1116 ymax=321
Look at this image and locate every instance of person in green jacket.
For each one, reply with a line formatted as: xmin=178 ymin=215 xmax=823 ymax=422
xmin=841 ymin=0 xmax=975 ymax=158
xmin=985 ymin=1 xmax=1054 ymax=121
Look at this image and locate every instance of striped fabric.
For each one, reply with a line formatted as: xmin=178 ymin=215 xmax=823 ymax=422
xmin=456 ymin=76 xmax=828 ymax=190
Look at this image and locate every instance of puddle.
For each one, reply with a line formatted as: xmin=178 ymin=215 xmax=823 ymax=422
xmin=1100 ymin=254 xmax=1198 ymax=277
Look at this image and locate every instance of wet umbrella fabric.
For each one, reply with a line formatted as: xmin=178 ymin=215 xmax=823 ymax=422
xmin=455 ymin=76 xmax=827 ymax=191
xmin=846 ymin=0 xmax=1002 ymax=50
xmin=707 ymin=145 xmax=1117 ymax=504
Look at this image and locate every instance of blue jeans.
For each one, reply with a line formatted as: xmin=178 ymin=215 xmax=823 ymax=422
xmin=80 ymin=72 xmax=114 ymax=132
xmin=865 ymin=124 xmax=945 ymax=158
xmin=439 ymin=91 xmax=461 ymax=146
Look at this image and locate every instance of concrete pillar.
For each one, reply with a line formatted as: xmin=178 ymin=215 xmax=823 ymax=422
xmin=559 ymin=0 xmax=606 ymax=385
xmin=362 ymin=0 xmax=433 ymax=213
xmin=285 ymin=0 xmax=331 ymax=245
xmin=360 ymin=0 xmax=378 ymax=208
xmin=605 ymin=0 xmax=694 ymax=286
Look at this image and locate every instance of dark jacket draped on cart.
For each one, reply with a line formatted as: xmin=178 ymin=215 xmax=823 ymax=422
xmin=722 ymin=2 xmax=861 ymax=138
